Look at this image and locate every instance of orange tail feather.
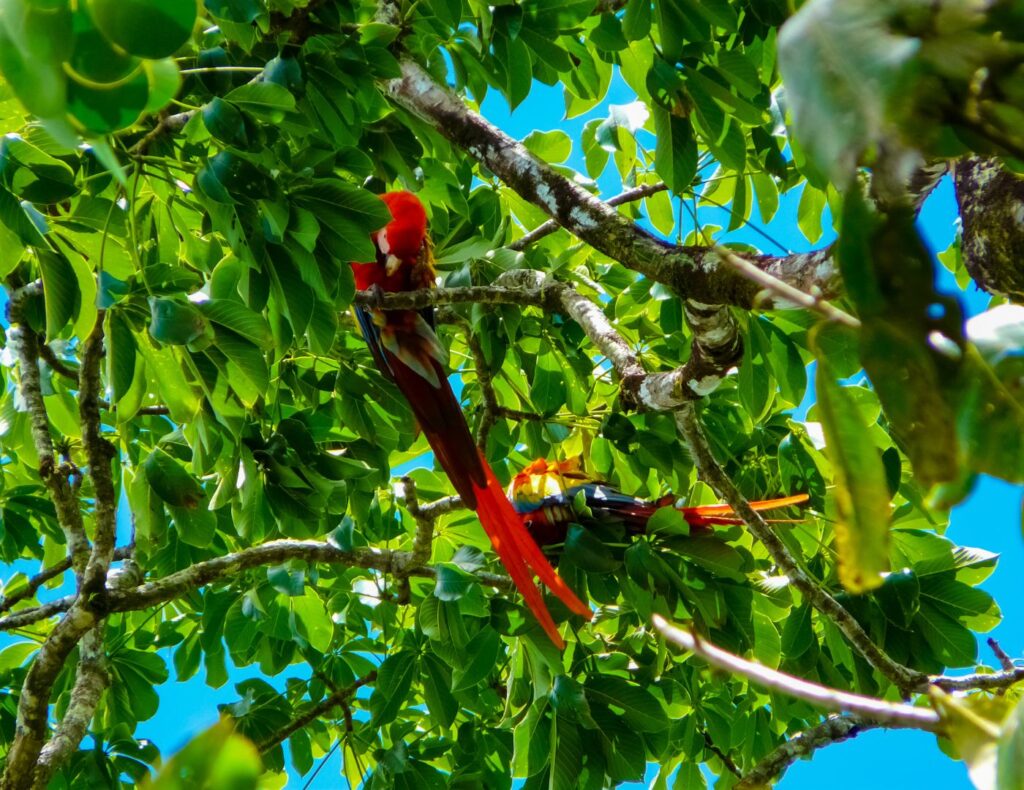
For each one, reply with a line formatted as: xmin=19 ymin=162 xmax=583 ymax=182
xmin=681 ymin=493 xmax=810 ymax=527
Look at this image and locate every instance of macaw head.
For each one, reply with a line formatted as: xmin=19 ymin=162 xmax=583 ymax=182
xmin=353 ymin=190 xmax=433 ymax=291
xmin=509 ymin=457 xmax=586 ymax=505
xmin=379 ymin=191 xmax=428 ymax=263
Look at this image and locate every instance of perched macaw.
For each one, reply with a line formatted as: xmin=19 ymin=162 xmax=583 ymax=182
xmin=509 ymin=458 xmax=810 ymax=547
xmin=351 ymin=191 xmax=591 ymax=648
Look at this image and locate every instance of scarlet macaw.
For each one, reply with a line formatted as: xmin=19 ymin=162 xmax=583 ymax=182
xmin=351 ymin=191 xmax=591 ymax=648
xmin=509 ymin=458 xmax=809 ymax=547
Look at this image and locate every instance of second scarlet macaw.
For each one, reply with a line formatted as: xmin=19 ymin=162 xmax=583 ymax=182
xmin=351 ymin=191 xmax=591 ymax=649
xmin=509 ymin=458 xmax=809 ymax=547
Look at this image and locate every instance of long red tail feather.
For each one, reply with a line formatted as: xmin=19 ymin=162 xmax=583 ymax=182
xmin=385 ymin=343 xmax=591 ymax=645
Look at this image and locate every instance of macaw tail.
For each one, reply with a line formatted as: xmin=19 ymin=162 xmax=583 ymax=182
xmin=368 ymin=318 xmax=590 ymax=648
xmin=473 ymin=461 xmax=591 ymax=648
xmin=680 ymin=493 xmax=811 ymax=528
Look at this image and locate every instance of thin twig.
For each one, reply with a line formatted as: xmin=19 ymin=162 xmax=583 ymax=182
xmin=715 ymin=245 xmax=861 ymax=328
xmin=987 ymin=638 xmax=1015 ymax=672
xmin=257 ymin=671 xmax=377 ymax=754
xmin=508 ymin=182 xmax=669 ymax=251
xmin=401 ymin=477 xmax=435 ymax=569
xmin=653 ymin=616 xmax=942 ymax=732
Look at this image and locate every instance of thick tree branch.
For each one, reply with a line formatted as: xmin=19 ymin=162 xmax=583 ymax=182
xmin=0 ymin=547 xmax=132 ymax=615
xmin=7 ymin=320 xmax=89 ymax=575
xmin=0 ymin=540 xmax=516 ymax=633
xmin=674 ymin=403 xmax=927 ymax=694
xmin=256 ymin=672 xmax=377 ymax=754
xmin=34 ymin=626 xmax=108 ymax=788
xmin=653 ymin=616 xmax=942 ymax=732
xmin=385 ymin=59 xmax=835 ymax=309
xmin=735 ymin=715 xmax=871 ymax=789
xmin=953 ymin=155 xmax=1024 ymax=303
xmin=0 ymin=601 xmax=97 ymax=790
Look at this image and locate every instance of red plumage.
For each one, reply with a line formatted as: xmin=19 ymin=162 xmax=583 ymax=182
xmin=352 ymin=192 xmax=590 ymax=648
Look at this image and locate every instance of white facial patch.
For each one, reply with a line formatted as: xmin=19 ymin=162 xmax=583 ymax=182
xmin=376 ymin=228 xmax=390 ymax=254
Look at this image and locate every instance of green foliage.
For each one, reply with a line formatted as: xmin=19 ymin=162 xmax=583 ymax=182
xmin=0 ymin=0 xmax=1018 ymax=788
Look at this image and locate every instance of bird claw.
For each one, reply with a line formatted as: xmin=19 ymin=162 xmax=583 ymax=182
xmin=367 ymin=283 xmax=386 ymax=309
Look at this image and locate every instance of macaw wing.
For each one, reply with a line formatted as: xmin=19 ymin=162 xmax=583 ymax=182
xmin=355 ymin=306 xmax=395 ymax=383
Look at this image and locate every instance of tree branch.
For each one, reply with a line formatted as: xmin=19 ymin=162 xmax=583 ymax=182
xmin=735 ymin=715 xmax=871 ymax=789
xmin=7 ymin=319 xmax=90 ymax=576
xmin=0 ymin=540 xmax=516 ymax=633
xmin=0 ymin=548 xmax=132 ymax=615
xmin=256 ymin=671 xmax=377 ymax=754
xmin=929 ymin=667 xmax=1024 ymax=693
xmin=35 ymin=342 xmax=77 ymax=381
xmin=34 ymin=626 xmax=108 ymax=787
xmin=653 ymin=616 xmax=942 ymax=732
xmin=384 ymin=58 xmax=836 ymax=309
xmin=78 ymin=312 xmax=119 ymax=597
xmin=715 ymin=245 xmax=861 ymax=328
xmin=953 ymin=155 xmax=1024 ymax=303
xmin=400 ymin=477 xmax=435 ymax=569
xmin=674 ymin=403 xmax=927 ymax=694
xmin=0 ymin=601 xmax=97 ymax=790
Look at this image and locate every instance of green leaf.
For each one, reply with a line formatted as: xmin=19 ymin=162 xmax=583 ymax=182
xmin=452 ymin=627 xmax=501 ymax=691
xmin=38 ymin=249 xmax=79 ymax=341
xmin=370 ymin=650 xmax=417 ymax=727
xmin=623 ymin=0 xmax=652 ymax=41
xmin=812 ymin=333 xmax=891 ymax=593
xmin=292 ymin=590 xmax=333 ymax=653
xmin=585 ymin=675 xmax=669 ymax=732
xmin=267 ymin=565 xmax=304 ymax=596
xmin=530 ymin=347 xmax=566 ymax=417
xmin=0 ymin=135 xmax=76 ymax=203
xmin=564 ymin=525 xmax=620 ymax=572
xmin=198 ymin=298 xmax=273 ymax=347
xmin=107 ymin=309 xmax=137 ymax=404
xmin=914 ymin=601 xmax=977 ymax=667
xmin=142 ymin=447 xmax=205 ymax=509
xmin=522 ymin=129 xmax=572 ymax=164
xmin=778 ymin=0 xmax=919 ymax=181
xmin=146 ymin=720 xmax=261 ymax=790
xmin=433 ymin=562 xmax=476 ymax=601
xmin=421 ymin=654 xmax=458 ymax=728
xmin=291 ymin=180 xmax=391 ymax=262
xmin=796 ymin=184 xmax=827 ymax=244
xmin=87 ymin=0 xmax=197 ymax=59
xmin=997 ymin=695 xmax=1024 ymax=790
xmin=932 ymin=690 xmax=1013 ymax=790
xmin=838 ymin=194 xmax=963 ymax=487
xmin=224 ymin=81 xmax=296 ymax=123
xmin=653 ymin=108 xmax=697 ymax=195
xmin=677 ymin=538 xmax=746 ymax=582
xmin=148 ymin=298 xmax=208 ymax=346
xmin=875 ymin=569 xmax=920 ymax=629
